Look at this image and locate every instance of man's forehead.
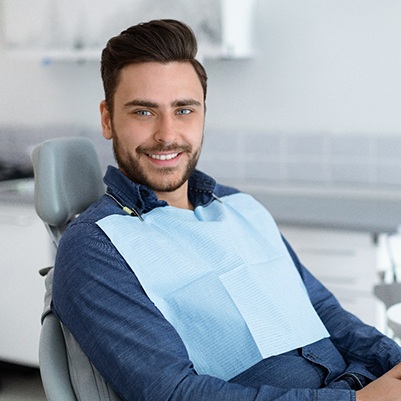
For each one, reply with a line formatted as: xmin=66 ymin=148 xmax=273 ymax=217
xmin=115 ymin=62 xmax=204 ymax=102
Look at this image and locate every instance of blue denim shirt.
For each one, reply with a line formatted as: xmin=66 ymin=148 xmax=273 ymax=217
xmin=52 ymin=166 xmax=401 ymax=401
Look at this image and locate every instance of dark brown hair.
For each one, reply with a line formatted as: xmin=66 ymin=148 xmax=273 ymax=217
xmin=101 ymin=19 xmax=208 ymax=115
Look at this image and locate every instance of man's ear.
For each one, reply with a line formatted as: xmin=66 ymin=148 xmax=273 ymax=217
xmin=100 ymin=100 xmax=113 ymax=140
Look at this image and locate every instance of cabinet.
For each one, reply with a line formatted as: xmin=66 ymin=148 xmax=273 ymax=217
xmin=279 ymin=225 xmax=379 ymax=328
xmin=0 ymin=194 xmax=53 ymax=367
xmin=2 ymin=0 xmax=254 ymax=62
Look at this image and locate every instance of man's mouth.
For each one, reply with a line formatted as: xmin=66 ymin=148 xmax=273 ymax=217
xmin=148 ymin=152 xmax=180 ymax=161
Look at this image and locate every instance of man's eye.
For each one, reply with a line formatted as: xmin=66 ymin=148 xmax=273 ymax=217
xmin=136 ymin=110 xmax=152 ymax=116
xmin=177 ymin=109 xmax=191 ymax=115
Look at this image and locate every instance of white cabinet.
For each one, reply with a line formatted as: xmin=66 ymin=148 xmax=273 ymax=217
xmin=279 ymin=225 xmax=379 ymax=327
xmin=0 ymin=199 xmax=53 ymax=367
xmin=2 ymin=0 xmax=255 ymax=62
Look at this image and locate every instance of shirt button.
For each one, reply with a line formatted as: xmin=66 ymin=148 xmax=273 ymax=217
xmin=140 ymin=189 xmax=149 ymax=198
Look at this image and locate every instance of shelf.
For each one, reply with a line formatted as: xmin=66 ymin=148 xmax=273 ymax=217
xmin=4 ymin=48 xmax=102 ymax=64
xmin=4 ymin=42 xmax=253 ymax=64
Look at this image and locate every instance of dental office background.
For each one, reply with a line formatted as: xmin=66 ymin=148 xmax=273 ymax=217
xmin=1 ymin=0 xmax=401 ymax=368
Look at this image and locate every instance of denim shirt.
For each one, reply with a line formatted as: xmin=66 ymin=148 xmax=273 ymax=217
xmin=52 ymin=166 xmax=401 ymax=401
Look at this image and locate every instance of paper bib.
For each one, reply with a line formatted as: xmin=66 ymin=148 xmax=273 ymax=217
xmin=97 ymin=193 xmax=329 ymax=380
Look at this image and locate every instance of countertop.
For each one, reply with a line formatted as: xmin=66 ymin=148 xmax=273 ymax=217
xmin=0 ymin=179 xmax=35 ymax=204
xmin=2 ymin=178 xmax=400 ymax=234
xmin=232 ymin=182 xmax=401 ymax=234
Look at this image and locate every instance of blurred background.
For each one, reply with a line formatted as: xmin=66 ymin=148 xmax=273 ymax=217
xmin=1 ymin=0 xmax=401 ymax=398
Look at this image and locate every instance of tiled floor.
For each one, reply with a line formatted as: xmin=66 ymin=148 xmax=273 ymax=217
xmin=0 ymin=363 xmax=46 ymax=401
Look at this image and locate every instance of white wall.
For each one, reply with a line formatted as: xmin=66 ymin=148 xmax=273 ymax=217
xmin=1 ymin=0 xmax=401 ymax=136
xmin=205 ymin=0 xmax=401 ymax=135
xmin=0 ymin=57 xmax=103 ymax=128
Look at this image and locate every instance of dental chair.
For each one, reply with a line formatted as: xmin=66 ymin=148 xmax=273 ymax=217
xmin=32 ymin=137 xmax=122 ymax=401
xmin=373 ymin=281 xmax=401 ymax=338
xmin=373 ymin=249 xmax=401 ymax=337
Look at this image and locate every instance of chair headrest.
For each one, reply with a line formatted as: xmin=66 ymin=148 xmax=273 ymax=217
xmin=31 ymin=137 xmax=105 ymax=228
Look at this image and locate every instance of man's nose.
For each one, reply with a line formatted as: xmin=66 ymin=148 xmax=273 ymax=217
xmin=154 ymin=114 xmax=176 ymax=144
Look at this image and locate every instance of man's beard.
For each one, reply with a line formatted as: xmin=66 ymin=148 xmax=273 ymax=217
xmin=111 ymin=128 xmax=202 ymax=193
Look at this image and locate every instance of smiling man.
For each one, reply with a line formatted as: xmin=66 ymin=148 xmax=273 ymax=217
xmin=52 ymin=19 xmax=401 ymax=401
xmin=100 ymin=61 xmax=205 ymax=209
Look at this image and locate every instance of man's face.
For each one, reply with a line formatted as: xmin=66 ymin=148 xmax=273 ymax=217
xmin=100 ymin=62 xmax=205 ymax=195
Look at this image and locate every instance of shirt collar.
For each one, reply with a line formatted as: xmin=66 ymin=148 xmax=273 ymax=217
xmin=104 ymin=166 xmax=217 ymax=215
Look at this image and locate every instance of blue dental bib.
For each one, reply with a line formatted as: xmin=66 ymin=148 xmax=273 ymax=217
xmin=97 ymin=193 xmax=329 ymax=380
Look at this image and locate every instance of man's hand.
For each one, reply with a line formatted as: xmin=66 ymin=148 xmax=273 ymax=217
xmin=356 ymin=363 xmax=401 ymax=401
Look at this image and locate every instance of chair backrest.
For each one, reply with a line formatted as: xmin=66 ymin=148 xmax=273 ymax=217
xmin=31 ymin=136 xmax=105 ymax=247
xmin=373 ymin=282 xmax=401 ymax=310
xmin=32 ymin=137 xmax=121 ymax=401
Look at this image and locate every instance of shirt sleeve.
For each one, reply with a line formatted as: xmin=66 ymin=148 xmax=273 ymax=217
xmin=52 ymin=221 xmax=357 ymax=401
xmin=282 ymin=236 xmax=401 ymax=380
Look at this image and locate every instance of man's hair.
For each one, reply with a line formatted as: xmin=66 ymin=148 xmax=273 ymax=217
xmin=101 ymin=19 xmax=208 ymax=115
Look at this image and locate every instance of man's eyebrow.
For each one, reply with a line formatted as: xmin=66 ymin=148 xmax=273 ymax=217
xmin=173 ymin=99 xmax=202 ymax=107
xmin=124 ymin=99 xmax=158 ymax=108
xmin=123 ymin=98 xmax=202 ymax=109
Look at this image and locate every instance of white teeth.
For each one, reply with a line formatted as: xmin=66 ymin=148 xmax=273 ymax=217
xmin=149 ymin=153 xmax=179 ymax=161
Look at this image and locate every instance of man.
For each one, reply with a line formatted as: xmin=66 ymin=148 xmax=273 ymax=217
xmin=53 ymin=19 xmax=401 ymax=400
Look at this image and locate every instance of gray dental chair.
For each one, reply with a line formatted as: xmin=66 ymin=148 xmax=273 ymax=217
xmin=32 ymin=137 xmax=122 ymax=401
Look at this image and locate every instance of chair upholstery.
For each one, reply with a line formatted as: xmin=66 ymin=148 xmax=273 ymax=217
xmin=373 ymin=282 xmax=401 ymax=310
xmin=31 ymin=137 xmax=105 ymax=245
xmin=387 ymin=303 xmax=401 ymax=340
xmin=373 ymin=281 xmax=401 ymax=337
xmin=32 ymin=137 xmax=122 ymax=401
xmin=40 ymin=269 xmax=77 ymax=401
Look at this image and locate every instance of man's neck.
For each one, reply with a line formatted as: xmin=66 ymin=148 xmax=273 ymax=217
xmin=155 ymin=183 xmax=193 ymax=210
